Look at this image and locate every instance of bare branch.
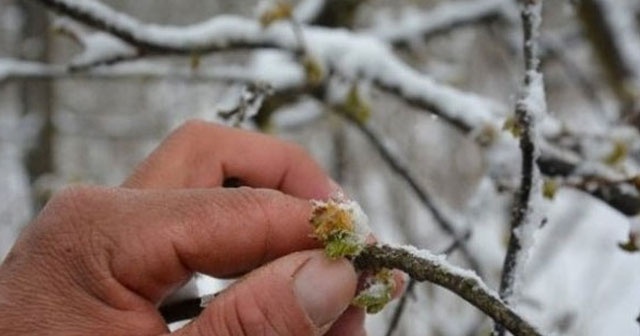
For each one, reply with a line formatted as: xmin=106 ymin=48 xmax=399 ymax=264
xmin=539 ymin=33 xmax=608 ymax=117
xmin=576 ymin=0 xmax=640 ymax=117
xmin=339 ymin=111 xmax=483 ymax=275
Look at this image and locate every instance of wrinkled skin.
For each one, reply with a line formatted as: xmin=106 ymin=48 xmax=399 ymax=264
xmin=0 ymin=120 xmax=373 ymax=336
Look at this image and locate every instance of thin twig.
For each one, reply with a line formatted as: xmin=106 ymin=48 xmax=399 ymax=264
xmin=495 ymin=1 xmax=546 ymax=335
xmin=576 ymin=0 xmax=640 ymax=118
xmin=217 ymin=82 xmax=274 ymax=127
xmin=339 ymin=111 xmax=483 ymax=275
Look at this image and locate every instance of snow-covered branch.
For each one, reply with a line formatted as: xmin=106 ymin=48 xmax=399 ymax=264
xmin=384 ymin=238 xmax=469 ymax=336
xmin=23 ymin=0 xmax=640 ymax=223
xmin=496 ymin=1 xmax=547 ymax=334
xmin=160 ymin=244 xmax=542 ymax=336
xmin=0 ymin=58 xmax=259 ymax=83
xmin=51 ymin=17 xmax=138 ymax=68
xmin=354 ymin=244 xmax=542 ymax=336
xmin=29 ymin=0 xmax=504 ymax=132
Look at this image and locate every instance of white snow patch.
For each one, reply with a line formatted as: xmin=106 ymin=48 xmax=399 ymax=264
xmin=248 ymin=50 xmax=305 ymax=89
xmin=521 ymin=71 xmax=547 ymax=125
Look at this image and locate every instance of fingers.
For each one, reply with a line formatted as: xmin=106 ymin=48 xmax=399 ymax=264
xmin=123 ymin=120 xmax=335 ymax=200
xmin=98 ymin=187 xmax=320 ymax=302
xmin=171 ymin=250 xmax=358 ymax=336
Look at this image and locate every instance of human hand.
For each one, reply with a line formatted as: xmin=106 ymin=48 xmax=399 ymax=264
xmin=0 ymin=120 xmax=367 ymax=335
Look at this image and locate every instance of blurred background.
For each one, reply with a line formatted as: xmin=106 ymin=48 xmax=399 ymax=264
xmin=1 ymin=0 xmax=640 ymax=335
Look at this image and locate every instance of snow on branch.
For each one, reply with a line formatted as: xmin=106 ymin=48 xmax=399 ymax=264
xmin=0 ymin=58 xmax=261 ymax=83
xmin=495 ymin=1 xmax=547 ymax=335
xmin=29 ymin=0 xmax=504 ymax=133
xmin=354 ymin=244 xmax=543 ymax=336
xmin=369 ymin=0 xmax=512 ymax=47
xmin=23 ymin=0 xmax=640 ymax=223
xmin=384 ymin=234 xmax=471 ymax=336
xmin=51 ymin=17 xmax=137 ymax=68
xmin=160 ymin=244 xmax=543 ymax=336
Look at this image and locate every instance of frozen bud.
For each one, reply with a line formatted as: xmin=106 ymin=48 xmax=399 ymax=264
xmin=310 ymin=196 xmax=370 ymax=259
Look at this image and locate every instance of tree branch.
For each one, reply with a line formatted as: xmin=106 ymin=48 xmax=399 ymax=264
xmin=384 ymin=237 xmax=468 ymax=336
xmin=495 ymin=1 xmax=547 ymax=335
xmin=28 ymin=0 xmax=504 ymax=131
xmin=7 ymin=59 xmax=639 ymax=221
xmin=355 ymin=244 xmax=542 ymax=336
xmin=339 ymin=111 xmax=483 ymax=275
xmin=160 ymin=244 xmax=542 ymax=336
xmin=0 ymin=58 xmax=260 ymax=83
xmin=576 ymin=0 xmax=640 ymax=118
xmin=21 ymin=0 xmax=640 ymax=221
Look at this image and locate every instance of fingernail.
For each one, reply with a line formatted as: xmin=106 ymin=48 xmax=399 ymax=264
xmin=294 ymin=255 xmax=357 ymax=328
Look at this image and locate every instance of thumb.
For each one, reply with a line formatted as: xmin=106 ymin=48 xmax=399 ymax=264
xmin=173 ymin=250 xmax=358 ymax=336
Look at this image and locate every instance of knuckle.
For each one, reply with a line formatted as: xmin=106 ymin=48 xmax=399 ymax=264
xmin=44 ymin=185 xmax=101 ymax=219
xmin=40 ymin=185 xmax=117 ymax=246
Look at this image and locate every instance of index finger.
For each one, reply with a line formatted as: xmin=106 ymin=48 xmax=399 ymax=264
xmin=122 ymin=120 xmax=335 ymax=200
